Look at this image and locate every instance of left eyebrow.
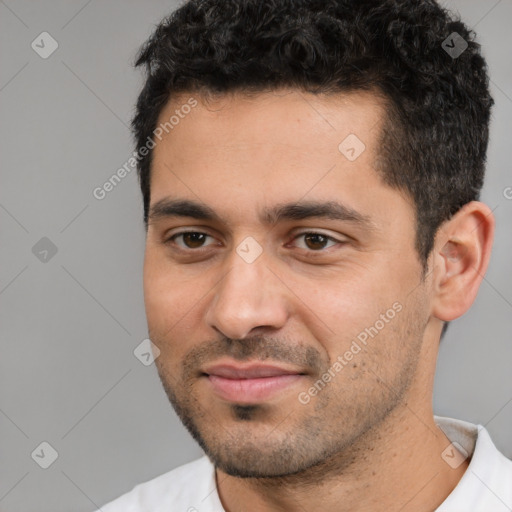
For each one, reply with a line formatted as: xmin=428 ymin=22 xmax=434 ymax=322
xmin=261 ymin=200 xmax=375 ymax=230
xmin=148 ymin=198 xmax=375 ymax=230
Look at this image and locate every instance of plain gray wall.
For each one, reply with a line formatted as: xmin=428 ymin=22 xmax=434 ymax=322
xmin=0 ymin=1 xmax=510 ymax=511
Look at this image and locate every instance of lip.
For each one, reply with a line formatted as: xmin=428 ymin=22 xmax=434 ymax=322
xmin=202 ymin=362 xmax=306 ymax=403
xmin=203 ymin=362 xmax=303 ymax=379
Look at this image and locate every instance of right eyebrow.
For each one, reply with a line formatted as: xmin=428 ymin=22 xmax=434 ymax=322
xmin=148 ymin=198 xmax=222 ymax=223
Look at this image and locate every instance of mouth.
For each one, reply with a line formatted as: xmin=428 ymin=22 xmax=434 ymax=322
xmin=201 ymin=361 xmax=307 ymax=403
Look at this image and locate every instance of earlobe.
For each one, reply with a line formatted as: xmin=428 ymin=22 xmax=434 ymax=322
xmin=431 ymin=201 xmax=494 ymax=322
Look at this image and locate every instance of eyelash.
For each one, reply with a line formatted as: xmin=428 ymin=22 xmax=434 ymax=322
xmin=165 ymin=231 xmax=344 ymax=252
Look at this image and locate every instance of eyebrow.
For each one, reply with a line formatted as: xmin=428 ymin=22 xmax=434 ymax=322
xmin=148 ymin=198 xmax=374 ymax=229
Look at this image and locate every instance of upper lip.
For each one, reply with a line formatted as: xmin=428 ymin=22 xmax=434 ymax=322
xmin=203 ymin=362 xmax=304 ymax=379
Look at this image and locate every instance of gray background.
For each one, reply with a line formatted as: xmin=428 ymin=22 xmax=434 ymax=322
xmin=0 ymin=1 xmax=510 ymax=511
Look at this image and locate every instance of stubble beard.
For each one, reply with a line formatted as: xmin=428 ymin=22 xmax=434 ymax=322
xmin=152 ymin=321 xmax=424 ymax=482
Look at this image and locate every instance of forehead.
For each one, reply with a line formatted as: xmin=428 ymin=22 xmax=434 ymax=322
xmin=154 ymin=88 xmax=385 ymax=156
xmin=149 ymin=88 xmax=410 ymax=227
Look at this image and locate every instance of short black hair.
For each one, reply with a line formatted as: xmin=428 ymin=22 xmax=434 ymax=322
xmin=132 ymin=0 xmax=493 ymax=268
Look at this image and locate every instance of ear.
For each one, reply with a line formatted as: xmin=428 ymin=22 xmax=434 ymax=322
xmin=431 ymin=201 xmax=495 ymax=322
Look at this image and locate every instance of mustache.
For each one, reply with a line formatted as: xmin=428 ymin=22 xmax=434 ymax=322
xmin=179 ymin=335 xmax=326 ymax=378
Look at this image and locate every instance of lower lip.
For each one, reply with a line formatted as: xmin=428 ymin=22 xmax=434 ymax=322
xmin=206 ymin=374 xmax=303 ymax=403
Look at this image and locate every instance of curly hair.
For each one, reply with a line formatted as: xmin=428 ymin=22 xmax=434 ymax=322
xmin=132 ymin=0 xmax=493 ymax=268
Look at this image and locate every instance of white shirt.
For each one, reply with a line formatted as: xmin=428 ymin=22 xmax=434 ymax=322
xmin=97 ymin=416 xmax=512 ymax=512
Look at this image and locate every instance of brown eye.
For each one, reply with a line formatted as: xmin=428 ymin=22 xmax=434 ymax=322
xmin=303 ymin=233 xmax=330 ymax=250
xmin=182 ymin=232 xmax=207 ymax=248
xmin=169 ymin=232 xmax=215 ymax=249
xmin=289 ymin=231 xmax=343 ymax=252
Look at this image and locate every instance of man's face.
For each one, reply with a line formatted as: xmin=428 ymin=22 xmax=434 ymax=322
xmin=144 ymin=89 xmax=433 ymax=478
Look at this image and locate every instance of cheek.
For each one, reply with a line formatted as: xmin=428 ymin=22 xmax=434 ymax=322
xmin=143 ymin=250 xmax=205 ymax=347
xmin=293 ymin=264 xmax=400 ymax=342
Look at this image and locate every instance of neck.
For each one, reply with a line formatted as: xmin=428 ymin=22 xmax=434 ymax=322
xmin=215 ymin=402 xmax=468 ymax=512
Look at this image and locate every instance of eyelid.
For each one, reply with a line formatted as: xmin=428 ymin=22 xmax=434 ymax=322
xmin=165 ymin=229 xmax=219 ymax=249
xmin=163 ymin=225 xmax=217 ymax=240
xmin=287 ymin=230 xmax=347 ymax=250
xmin=289 ymin=229 xmax=348 ymax=242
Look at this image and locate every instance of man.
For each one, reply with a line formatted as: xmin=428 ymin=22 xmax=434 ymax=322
xmin=98 ymin=0 xmax=512 ymax=510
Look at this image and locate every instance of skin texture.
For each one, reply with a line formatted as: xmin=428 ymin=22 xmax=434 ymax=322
xmin=144 ymin=89 xmax=494 ymax=511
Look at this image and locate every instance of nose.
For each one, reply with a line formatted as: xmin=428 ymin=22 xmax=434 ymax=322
xmin=205 ymin=249 xmax=289 ymax=340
